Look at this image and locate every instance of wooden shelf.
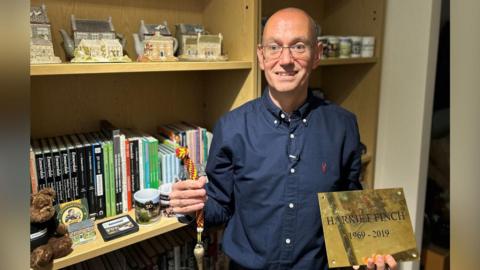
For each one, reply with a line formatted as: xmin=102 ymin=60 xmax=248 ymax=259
xmin=319 ymin=57 xmax=378 ymax=66
xmin=53 ymin=213 xmax=185 ymax=270
xmin=30 ymin=61 xmax=253 ymax=76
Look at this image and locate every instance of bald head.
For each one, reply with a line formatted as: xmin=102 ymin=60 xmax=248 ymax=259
xmin=262 ymin=8 xmax=318 ymax=44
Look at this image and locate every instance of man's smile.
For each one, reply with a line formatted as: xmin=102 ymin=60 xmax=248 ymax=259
xmin=274 ymin=70 xmax=299 ymax=77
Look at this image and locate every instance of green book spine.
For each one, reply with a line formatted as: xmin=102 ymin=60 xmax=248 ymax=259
xmin=148 ymin=140 xmax=156 ymax=188
xmin=102 ymin=142 xmax=111 ymax=217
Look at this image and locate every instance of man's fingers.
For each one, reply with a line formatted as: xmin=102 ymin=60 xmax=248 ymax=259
xmin=366 ymin=257 xmax=375 ymax=270
xmin=374 ymin=255 xmax=385 ymax=270
xmin=173 ymin=179 xmax=205 ymax=190
xmin=171 ymin=198 xmax=206 ymax=208
xmin=385 ymin=255 xmax=397 ymax=270
xmin=172 ymin=177 xmax=207 ymax=192
xmin=172 ymin=202 xmax=204 ymax=215
xmin=170 ymin=188 xmax=206 ymax=200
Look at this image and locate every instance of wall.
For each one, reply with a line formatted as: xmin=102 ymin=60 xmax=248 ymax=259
xmin=451 ymin=0 xmax=480 ymax=268
xmin=374 ymin=1 xmax=441 ymax=270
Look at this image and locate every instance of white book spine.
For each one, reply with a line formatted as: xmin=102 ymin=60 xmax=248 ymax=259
xmin=138 ymin=138 xmax=144 ymax=190
xmin=120 ymin=134 xmax=128 ymax=213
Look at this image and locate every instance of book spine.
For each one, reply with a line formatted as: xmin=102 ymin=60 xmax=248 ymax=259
xmin=120 ymin=134 xmax=128 ymax=213
xmin=144 ymin=138 xmax=150 ymax=188
xmin=29 ymin=147 xmax=38 ymax=193
xmin=113 ymin=131 xmax=122 ymax=215
xmin=60 ymin=145 xmax=72 ymax=202
xmin=34 ymin=149 xmax=46 ymax=191
xmin=84 ymin=141 xmax=96 ymax=219
xmin=129 ymin=140 xmax=135 ymax=196
xmin=67 ymin=140 xmax=79 ymax=200
xmin=153 ymin=139 xmax=159 ymax=188
xmin=102 ymin=141 xmax=111 ymax=217
xmin=51 ymin=146 xmax=65 ymax=204
xmin=125 ymin=139 xmax=132 ymax=211
xmin=43 ymin=148 xmax=57 ymax=203
xmin=138 ymin=138 xmax=144 ymax=190
xmin=160 ymin=151 xmax=166 ymax=184
xmin=130 ymin=139 xmax=140 ymax=195
xmin=108 ymin=141 xmax=115 ymax=217
xmin=93 ymin=142 xmax=106 ymax=219
xmin=76 ymin=141 xmax=88 ymax=201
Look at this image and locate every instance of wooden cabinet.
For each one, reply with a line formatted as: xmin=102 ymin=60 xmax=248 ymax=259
xmin=30 ymin=0 xmax=385 ymax=268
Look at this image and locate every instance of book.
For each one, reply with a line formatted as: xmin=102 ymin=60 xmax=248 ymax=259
xmin=40 ymin=138 xmax=57 ymax=204
xmin=62 ymin=135 xmax=80 ymax=200
xmin=29 ymin=146 xmax=38 ymax=194
xmin=112 ymin=130 xmax=124 ymax=214
xmin=55 ymin=136 xmax=73 ymax=202
xmin=68 ymin=134 xmax=88 ymax=201
xmin=76 ymin=133 xmax=96 ymax=219
xmin=88 ymin=132 xmax=106 ymax=219
xmin=95 ymin=132 xmax=114 ymax=217
xmin=48 ymin=137 xmax=66 ymax=204
xmin=31 ymin=139 xmax=46 ymax=192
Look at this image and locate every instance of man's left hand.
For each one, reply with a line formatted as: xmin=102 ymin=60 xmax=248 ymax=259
xmin=352 ymin=254 xmax=397 ymax=270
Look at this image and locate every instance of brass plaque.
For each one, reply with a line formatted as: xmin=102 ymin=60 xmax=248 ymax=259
xmin=318 ymin=188 xmax=419 ymax=268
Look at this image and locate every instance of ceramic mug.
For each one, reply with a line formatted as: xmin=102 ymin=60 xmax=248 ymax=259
xmin=361 ymin=36 xmax=375 ymax=58
xmin=134 ymin=189 xmax=161 ymax=225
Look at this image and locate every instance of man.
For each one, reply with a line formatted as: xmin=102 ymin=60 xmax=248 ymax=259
xmin=170 ymin=8 xmax=397 ymax=270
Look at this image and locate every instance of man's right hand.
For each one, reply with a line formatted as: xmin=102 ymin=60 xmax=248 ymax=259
xmin=169 ymin=176 xmax=207 ymax=215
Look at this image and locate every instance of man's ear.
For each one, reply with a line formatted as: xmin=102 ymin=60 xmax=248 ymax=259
xmin=257 ymin=45 xmax=265 ymax=70
xmin=312 ymin=41 xmax=322 ymax=69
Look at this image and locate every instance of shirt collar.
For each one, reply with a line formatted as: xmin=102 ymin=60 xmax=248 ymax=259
xmin=261 ymin=87 xmax=313 ymax=121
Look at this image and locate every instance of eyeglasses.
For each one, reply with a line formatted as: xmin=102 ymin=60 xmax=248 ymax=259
xmin=260 ymin=43 xmax=311 ymax=60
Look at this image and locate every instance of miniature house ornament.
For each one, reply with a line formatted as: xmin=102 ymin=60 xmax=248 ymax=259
xmin=133 ymin=20 xmax=178 ymax=62
xmin=176 ymin=23 xmax=227 ymax=61
xmin=30 ymin=4 xmax=61 ymax=64
xmin=60 ymin=15 xmax=131 ymax=63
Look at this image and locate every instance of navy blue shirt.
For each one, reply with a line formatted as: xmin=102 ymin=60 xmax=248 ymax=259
xmin=205 ymin=89 xmax=363 ymax=270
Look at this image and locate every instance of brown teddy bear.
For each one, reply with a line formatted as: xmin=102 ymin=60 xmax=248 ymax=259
xmin=30 ymin=188 xmax=73 ymax=270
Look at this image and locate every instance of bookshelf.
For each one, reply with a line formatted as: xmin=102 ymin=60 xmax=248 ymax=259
xmin=31 ymin=0 xmax=258 ymax=268
xmin=30 ymin=61 xmax=253 ymax=76
xmin=30 ymin=0 xmax=386 ymax=268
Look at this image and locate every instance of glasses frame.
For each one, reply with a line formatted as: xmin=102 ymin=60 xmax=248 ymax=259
xmin=259 ymin=42 xmax=312 ymax=60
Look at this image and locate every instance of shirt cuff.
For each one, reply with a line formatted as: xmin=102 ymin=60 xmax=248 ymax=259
xmin=176 ymin=213 xmax=195 ymax=224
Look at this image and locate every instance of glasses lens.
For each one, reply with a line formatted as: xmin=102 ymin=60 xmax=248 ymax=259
xmin=262 ymin=43 xmax=309 ymax=60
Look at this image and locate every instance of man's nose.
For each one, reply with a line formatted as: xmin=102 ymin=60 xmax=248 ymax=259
xmin=278 ymin=47 xmax=294 ymax=65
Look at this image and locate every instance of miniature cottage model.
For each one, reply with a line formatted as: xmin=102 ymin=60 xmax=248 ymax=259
xmin=197 ymin=33 xmax=224 ymax=59
xmin=133 ymin=20 xmax=178 ymax=62
xmin=176 ymin=24 xmax=205 ymax=58
xmin=175 ymin=23 xmax=226 ymax=61
xmin=30 ymin=4 xmax=61 ymax=64
xmin=59 ymin=15 xmax=130 ymax=62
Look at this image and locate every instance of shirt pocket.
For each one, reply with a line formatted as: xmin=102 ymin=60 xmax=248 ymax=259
xmin=300 ymin=139 xmax=344 ymax=193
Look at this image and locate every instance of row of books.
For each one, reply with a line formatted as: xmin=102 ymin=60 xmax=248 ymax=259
xmin=29 ymin=121 xmax=213 ymax=220
xmin=61 ymin=226 xmax=229 ymax=270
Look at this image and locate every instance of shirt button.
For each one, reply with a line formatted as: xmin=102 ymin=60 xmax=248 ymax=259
xmin=285 ymin=238 xmax=291 ymax=244
xmin=274 ymin=120 xmax=278 ymax=124
xmin=303 ymin=119 xmax=307 ymax=123
xmin=290 ymin=134 xmax=295 ymax=139
xmin=290 ymin=168 xmax=295 ymax=174
xmin=280 ymin=113 xmax=285 ymax=119
xmin=289 ymin=203 xmax=294 ymax=208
